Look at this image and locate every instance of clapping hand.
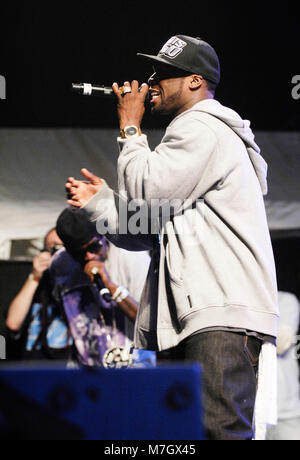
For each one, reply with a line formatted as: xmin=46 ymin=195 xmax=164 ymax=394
xmin=66 ymin=168 xmax=103 ymax=208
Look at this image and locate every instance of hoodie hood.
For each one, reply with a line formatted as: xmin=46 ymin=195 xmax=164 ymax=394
xmin=182 ymin=99 xmax=268 ymax=195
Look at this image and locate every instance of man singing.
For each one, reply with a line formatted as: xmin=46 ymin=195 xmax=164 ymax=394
xmin=66 ymin=36 xmax=279 ymax=440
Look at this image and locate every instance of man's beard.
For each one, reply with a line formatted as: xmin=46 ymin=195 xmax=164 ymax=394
xmin=151 ymin=85 xmax=184 ymax=117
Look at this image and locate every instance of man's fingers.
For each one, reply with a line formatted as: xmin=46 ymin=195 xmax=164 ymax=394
xmin=123 ymin=80 xmax=148 ymax=97
xmin=68 ymin=192 xmax=82 ymax=202
xmin=67 ymin=177 xmax=76 ymax=187
xmin=67 ymin=177 xmax=82 ymax=188
xmin=65 ymin=182 xmax=77 ymax=199
xmin=39 ymin=262 xmax=51 ymax=271
xmin=81 ymin=168 xmax=102 ymax=185
xmin=36 ymin=257 xmax=51 ymax=269
xmin=140 ymin=83 xmax=149 ymax=100
xmin=67 ymin=199 xmax=82 ymax=208
xmin=112 ymin=82 xmax=123 ymax=100
xmin=131 ymin=80 xmax=139 ymax=92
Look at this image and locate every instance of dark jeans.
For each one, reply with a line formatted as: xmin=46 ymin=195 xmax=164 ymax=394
xmin=157 ymin=331 xmax=261 ymax=441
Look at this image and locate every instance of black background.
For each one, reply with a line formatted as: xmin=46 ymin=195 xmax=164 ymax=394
xmin=0 ymin=2 xmax=299 ymax=129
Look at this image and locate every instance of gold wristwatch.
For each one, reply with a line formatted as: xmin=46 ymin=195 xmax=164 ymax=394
xmin=120 ymin=126 xmax=142 ymax=139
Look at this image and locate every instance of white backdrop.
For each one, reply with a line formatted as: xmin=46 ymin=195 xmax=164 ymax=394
xmin=0 ymin=128 xmax=299 ymax=259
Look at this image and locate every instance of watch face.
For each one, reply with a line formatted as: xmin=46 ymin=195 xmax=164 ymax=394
xmin=125 ymin=126 xmax=138 ymax=136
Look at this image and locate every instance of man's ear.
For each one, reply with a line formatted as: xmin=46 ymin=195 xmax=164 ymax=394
xmin=189 ymin=74 xmax=204 ymax=90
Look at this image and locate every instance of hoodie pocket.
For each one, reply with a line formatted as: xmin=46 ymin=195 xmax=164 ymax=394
xmin=165 ymin=242 xmax=190 ymax=318
xmin=165 ymin=240 xmax=182 ymax=285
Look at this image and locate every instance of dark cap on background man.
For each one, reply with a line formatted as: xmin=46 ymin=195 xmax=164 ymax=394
xmin=137 ymin=35 xmax=221 ymax=86
xmin=56 ymin=207 xmax=97 ymax=255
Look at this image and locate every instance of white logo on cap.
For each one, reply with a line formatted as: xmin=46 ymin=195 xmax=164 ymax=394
xmin=159 ymin=36 xmax=187 ymax=59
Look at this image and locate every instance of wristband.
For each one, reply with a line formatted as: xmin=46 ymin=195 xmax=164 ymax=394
xmin=116 ymin=288 xmax=129 ymax=303
xmin=28 ymin=273 xmax=40 ymax=283
xmin=112 ymin=286 xmax=129 ymax=303
xmin=112 ymin=286 xmax=124 ymax=301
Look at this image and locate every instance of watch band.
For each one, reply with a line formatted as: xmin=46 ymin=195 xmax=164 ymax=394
xmin=120 ymin=126 xmax=142 ymax=139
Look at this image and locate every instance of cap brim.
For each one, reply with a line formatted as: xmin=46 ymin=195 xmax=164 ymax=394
xmin=137 ymin=53 xmax=190 ymax=73
xmin=137 ymin=52 xmax=219 ymax=85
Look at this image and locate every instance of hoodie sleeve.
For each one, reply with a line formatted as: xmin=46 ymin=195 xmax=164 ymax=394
xmin=117 ymin=116 xmax=218 ymax=206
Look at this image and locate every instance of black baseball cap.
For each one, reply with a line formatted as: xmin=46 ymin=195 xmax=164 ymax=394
xmin=56 ymin=207 xmax=97 ymax=256
xmin=137 ymin=35 xmax=221 ymax=86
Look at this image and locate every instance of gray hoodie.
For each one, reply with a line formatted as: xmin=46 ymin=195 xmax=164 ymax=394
xmin=84 ymin=99 xmax=279 ymax=351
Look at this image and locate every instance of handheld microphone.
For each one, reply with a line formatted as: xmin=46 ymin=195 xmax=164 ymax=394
xmin=72 ymin=83 xmax=115 ymax=98
xmin=91 ymin=267 xmax=112 ymax=302
xmin=72 ymin=83 xmax=147 ymax=99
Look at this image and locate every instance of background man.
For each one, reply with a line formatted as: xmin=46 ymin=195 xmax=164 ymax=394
xmin=65 ymin=36 xmax=278 ymax=439
xmin=5 ymin=228 xmax=71 ymax=361
xmin=53 ymin=207 xmax=155 ymax=368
